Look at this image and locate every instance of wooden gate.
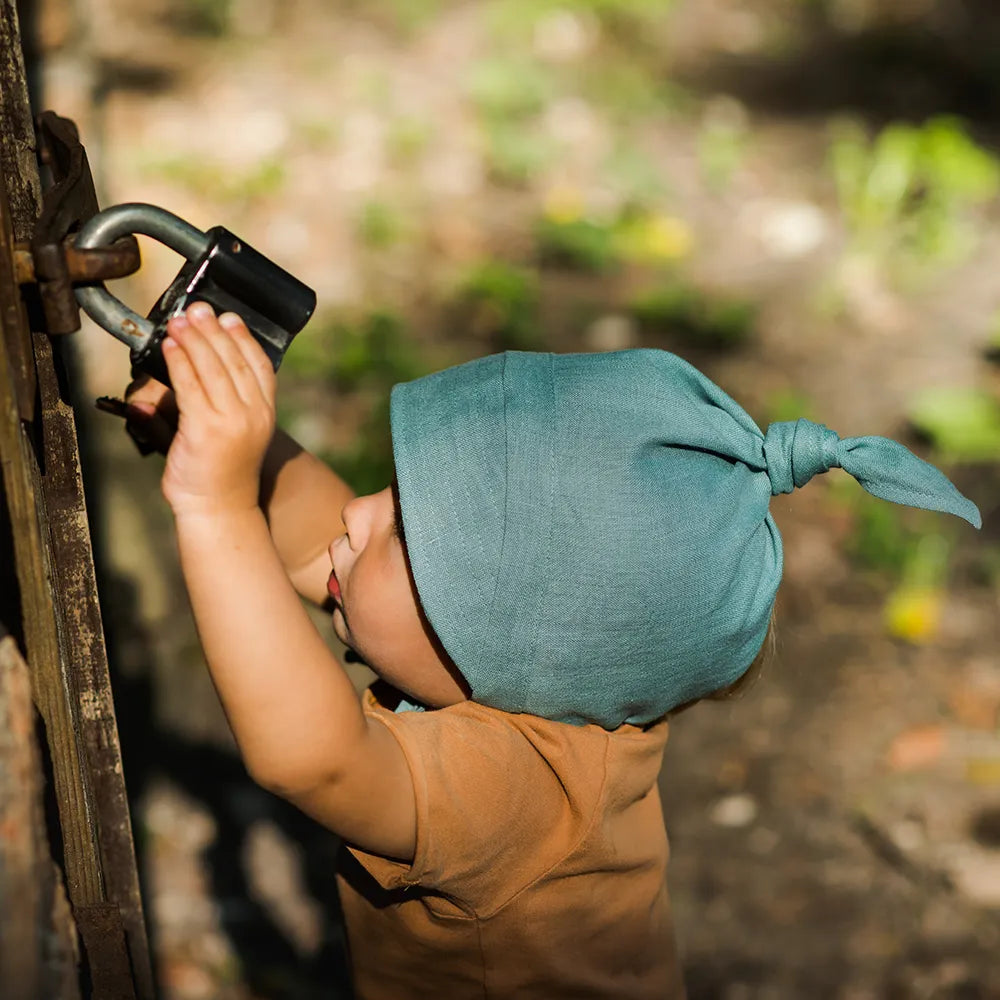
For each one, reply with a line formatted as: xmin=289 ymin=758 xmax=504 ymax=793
xmin=1 ymin=3 xmax=154 ymax=997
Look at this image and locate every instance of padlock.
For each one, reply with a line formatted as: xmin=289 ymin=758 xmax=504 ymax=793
xmin=74 ymin=203 xmax=316 ymax=386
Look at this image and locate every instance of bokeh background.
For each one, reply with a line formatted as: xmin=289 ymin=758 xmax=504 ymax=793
xmin=20 ymin=0 xmax=1000 ymax=996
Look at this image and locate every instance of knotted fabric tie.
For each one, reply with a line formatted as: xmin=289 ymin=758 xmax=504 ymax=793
xmin=763 ymin=418 xmax=840 ymax=494
xmin=763 ymin=418 xmax=981 ymax=528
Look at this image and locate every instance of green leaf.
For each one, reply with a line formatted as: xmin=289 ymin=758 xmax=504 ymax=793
xmin=456 ymin=261 xmax=542 ymax=349
xmin=908 ymin=386 xmax=1000 ymax=461
xmin=536 ymin=216 xmax=620 ymax=272
xmin=467 ymin=58 xmax=552 ymax=121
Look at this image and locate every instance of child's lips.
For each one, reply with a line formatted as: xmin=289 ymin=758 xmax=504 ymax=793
xmin=327 ymin=568 xmax=342 ymax=606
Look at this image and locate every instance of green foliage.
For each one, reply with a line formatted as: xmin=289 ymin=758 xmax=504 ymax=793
xmin=358 ymin=0 xmax=445 ymax=36
xmin=467 ymin=57 xmax=554 ymax=122
xmin=907 ymin=386 xmax=1000 ymax=461
xmin=831 ymin=479 xmax=958 ymax=585
xmin=699 ymin=126 xmax=744 ymax=192
xmin=986 ymin=309 xmax=1000 ymax=361
xmin=614 ymin=210 xmax=692 ymax=263
xmin=295 ymin=117 xmax=340 ymax=151
xmin=973 ymin=544 xmax=1000 ymax=590
xmin=142 ymin=155 xmax=285 ymax=205
xmin=563 ymin=0 xmax=666 ymax=15
xmin=833 ymin=479 xmax=924 ymax=575
xmin=455 ymin=261 xmax=542 ymax=350
xmin=629 ymin=282 xmax=757 ymax=347
xmin=762 ymin=388 xmax=816 ymax=425
xmin=536 ymin=200 xmax=692 ymax=271
xmin=468 ymin=55 xmax=559 ymax=186
xmin=328 ymin=311 xmax=427 ymax=387
xmin=483 ymin=121 xmax=557 ymax=186
xmin=830 ymin=116 xmax=1000 ymax=265
xmin=171 ymin=0 xmax=232 ymax=36
xmin=899 ymin=533 xmax=952 ymax=589
xmin=387 ymin=116 xmax=432 ymax=165
xmin=284 ymin=310 xmax=444 ymax=495
xmin=321 ymin=398 xmax=397 ymax=498
xmin=485 ymin=1 xmax=682 ymax=126
xmin=489 ymin=0 xmax=671 ymax=37
xmin=283 ymin=310 xmax=427 ymax=389
xmin=356 ymin=200 xmax=405 ymax=249
xmin=536 ymin=215 xmax=620 ymax=272
xmin=698 ymin=101 xmax=750 ymax=192
xmin=355 ymin=67 xmax=393 ymax=108
xmin=385 ymin=0 xmax=445 ymax=33
xmin=601 ymin=143 xmax=669 ymax=204
xmin=577 ymin=62 xmax=680 ymax=121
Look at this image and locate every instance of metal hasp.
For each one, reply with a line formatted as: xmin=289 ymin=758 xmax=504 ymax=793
xmin=26 ymin=112 xmax=142 ymax=335
xmin=15 ymin=235 xmax=141 ymax=285
xmin=75 ymin=202 xmax=317 ymax=385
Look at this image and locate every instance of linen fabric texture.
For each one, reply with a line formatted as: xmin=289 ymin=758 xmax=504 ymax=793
xmin=337 ymin=686 xmax=683 ymax=1000
xmin=390 ymin=349 xmax=981 ymax=729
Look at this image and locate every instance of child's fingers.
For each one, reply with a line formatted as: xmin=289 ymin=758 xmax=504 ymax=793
xmin=184 ymin=304 xmax=265 ymax=408
xmin=125 ymin=374 xmax=179 ymax=427
xmin=162 ymin=335 xmax=210 ymax=414
xmin=218 ymin=312 xmax=277 ymax=404
xmin=168 ymin=311 xmax=242 ymax=414
xmin=125 ymin=405 xmax=177 ymax=454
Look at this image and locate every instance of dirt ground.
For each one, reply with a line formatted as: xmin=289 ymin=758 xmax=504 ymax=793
xmin=26 ymin=0 xmax=1000 ymax=996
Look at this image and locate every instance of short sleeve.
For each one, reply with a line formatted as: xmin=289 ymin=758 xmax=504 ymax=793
xmin=345 ymin=698 xmax=609 ymax=914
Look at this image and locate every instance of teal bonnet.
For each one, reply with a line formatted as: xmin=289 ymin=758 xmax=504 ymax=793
xmin=390 ymin=350 xmax=981 ymax=729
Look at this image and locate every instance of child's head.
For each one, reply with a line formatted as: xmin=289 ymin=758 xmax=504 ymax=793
xmin=328 ymin=482 xmax=469 ymax=707
xmin=343 ymin=349 xmax=980 ymax=729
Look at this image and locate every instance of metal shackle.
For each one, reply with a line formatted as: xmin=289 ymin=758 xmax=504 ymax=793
xmin=74 ymin=203 xmax=211 ymax=350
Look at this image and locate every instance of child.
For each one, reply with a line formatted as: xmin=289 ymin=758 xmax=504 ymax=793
xmin=126 ymin=301 xmax=981 ymax=999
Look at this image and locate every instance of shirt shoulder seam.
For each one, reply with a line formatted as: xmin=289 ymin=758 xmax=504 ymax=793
xmin=474 ymin=730 xmax=613 ymax=920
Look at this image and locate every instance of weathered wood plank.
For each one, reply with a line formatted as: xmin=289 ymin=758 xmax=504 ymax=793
xmin=34 ymin=329 xmax=155 ymax=998
xmin=0 ymin=0 xmax=41 ymax=242
xmin=0 ymin=634 xmax=81 ymax=1000
xmin=0 ymin=136 xmax=104 ymax=916
xmin=1 ymin=3 xmax=154 ymax=997
xmin=0 ymin=631 xmax=45 ymax=998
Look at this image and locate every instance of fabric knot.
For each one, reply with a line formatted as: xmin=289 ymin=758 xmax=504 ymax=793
xmin=763 ymin=418 xmax=841 ymax=496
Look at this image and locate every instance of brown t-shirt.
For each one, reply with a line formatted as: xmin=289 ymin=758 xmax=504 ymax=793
xmin=336 ymin=687 xmax=685 ymax=999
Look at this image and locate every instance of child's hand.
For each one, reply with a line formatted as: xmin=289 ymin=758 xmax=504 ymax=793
xmin=160 ymin=302 xmax=276 ymax=518
xmin=123 ymin=374 xmax=178 ymax=454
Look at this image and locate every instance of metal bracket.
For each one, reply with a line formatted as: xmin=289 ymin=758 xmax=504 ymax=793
xmin=21 ymin=112 xmax=142 ymax=334
xmin=15 ymin=235 xmax=141 ymax=287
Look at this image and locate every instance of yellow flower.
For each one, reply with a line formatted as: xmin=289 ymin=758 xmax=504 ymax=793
xmin=618 ymin=213 xmax=693 ymax=262
xmin=543 ymin=185 xmax=585 ymax=224
xmin=884 ymin=585 xmax=943 ymax=643
xmin=965 ymin=759 xmax=1000 ymax=785
xmin=646 ymin=214 xmax=693 ymax=260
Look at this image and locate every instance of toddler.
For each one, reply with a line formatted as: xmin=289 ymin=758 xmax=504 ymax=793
xmin=127 ymin=301 xmax=981 ymax=999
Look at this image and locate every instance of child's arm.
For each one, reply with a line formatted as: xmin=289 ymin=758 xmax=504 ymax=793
xmin=126 ymin=379 xmax=353 ymax=608
xmin=257 ymin=431 xmax=354 ymax=606
xmin=159 ymin=303 xmax=416 ymax=858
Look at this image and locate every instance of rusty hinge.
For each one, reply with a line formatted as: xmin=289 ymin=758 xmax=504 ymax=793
xmin=16 ymin=112 xmax=141 ymax=334
xmin=15 ymin=234 xmax=140 ymax=290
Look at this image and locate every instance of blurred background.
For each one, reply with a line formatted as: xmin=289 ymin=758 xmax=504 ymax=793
xmin=18 ymin=0 xmax=1000 ymax=995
